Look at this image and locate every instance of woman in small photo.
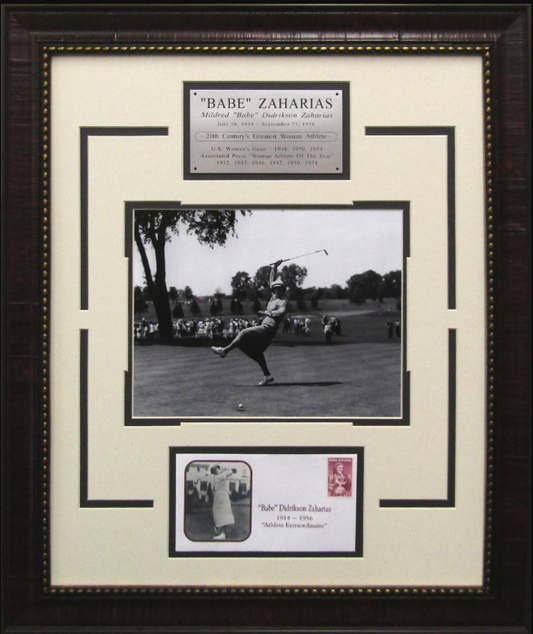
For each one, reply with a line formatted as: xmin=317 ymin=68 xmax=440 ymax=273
xmin=210 ymin=464 xmax=235 ymax=540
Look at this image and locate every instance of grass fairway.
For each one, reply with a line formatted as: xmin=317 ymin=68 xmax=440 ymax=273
xmin=134 ymin=323 xmax=401 ymax=419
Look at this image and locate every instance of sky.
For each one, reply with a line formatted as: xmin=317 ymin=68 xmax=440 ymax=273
xmin=134 ymin=208 xmax=403 ymax=296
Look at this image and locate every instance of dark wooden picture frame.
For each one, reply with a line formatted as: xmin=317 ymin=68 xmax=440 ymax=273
xmin=2 ymin=5 xmax=530 ymax=633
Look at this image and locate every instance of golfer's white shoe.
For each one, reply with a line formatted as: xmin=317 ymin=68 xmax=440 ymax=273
xmin=211 ymin=346 xmax=226 ymax=358
xmin=213 ymin=533 xmax=226 ymax=540
xmin=258 ymin=376 xmax=274 ymax=386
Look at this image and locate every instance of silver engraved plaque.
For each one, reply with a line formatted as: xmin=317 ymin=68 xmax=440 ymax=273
xmin=185 ymin=83 xmax=349 ymax=179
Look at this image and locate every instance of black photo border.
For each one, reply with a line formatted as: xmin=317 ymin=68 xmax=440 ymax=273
xmin=169 ymin=447 xmax=364 ymax=558
xmin=125 ymin=202 xmax=409 ymax=425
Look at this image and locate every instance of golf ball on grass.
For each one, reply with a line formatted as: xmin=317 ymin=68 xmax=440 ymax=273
xmin=237 ymin=403 xmax=245 ymax=411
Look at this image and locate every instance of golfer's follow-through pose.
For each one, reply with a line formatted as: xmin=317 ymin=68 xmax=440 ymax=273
xmin=211 ymin=465 xmax=234 ymax=540
xmin=211 ymin=261 xmax=287 ymax=385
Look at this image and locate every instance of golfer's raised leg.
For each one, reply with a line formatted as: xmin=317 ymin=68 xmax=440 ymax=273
xmin=211 ymin=336 xmax=241 ymax=358
xmin=211 ymin=345 xmax=227 ymax=358
xmin=212 ymin=338 xmax=274 ymax=385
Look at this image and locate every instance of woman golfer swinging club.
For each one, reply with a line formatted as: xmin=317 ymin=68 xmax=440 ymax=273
xmin=211 ymin=260 xmax=287 ymax=385
xmin=210 ymin=465 xmax=234 ymax=540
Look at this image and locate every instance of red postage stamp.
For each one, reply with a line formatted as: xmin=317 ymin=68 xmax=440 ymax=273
xmin=327 ymin=457 xmax=353 ymax=497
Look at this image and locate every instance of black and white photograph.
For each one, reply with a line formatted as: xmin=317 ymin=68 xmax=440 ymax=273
xmin=132 ymin=206 xmax=404 ymax=420
xmin=184 ymin=461 xmax=252 ymax=542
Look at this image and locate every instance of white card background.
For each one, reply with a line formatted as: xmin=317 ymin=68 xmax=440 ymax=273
xmin=173 ymin=453 xmax=359 ymax=554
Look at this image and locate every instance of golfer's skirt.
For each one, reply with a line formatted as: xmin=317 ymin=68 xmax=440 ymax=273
xmin=233 ymin=325 xmax=275 ymax=355
xmin=213 ymin=491 xmax=234 ymax=527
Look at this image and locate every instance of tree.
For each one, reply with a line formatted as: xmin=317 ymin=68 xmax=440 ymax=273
xmin=383 ymin=270 xmax=402 ymax=299
xmin=352 ymin=286 xmax=366 ymax=305
xmin=183 ymin=286 xmax=194 ymax=300
xmin=280 ymin=264 xmax=308 ymax=299
xmin=302 ymin=286 xmax=316 ymax=299
xmin=172 ymin=302 xmax=184 ymax=318
xmin=230 ymin=298 xmax=243 ymax=315
xmin=378 ymin=280 xmax=387 ymax=303
xmin=190 ymin=298 xmax=201 ymax=315
xmin=361 ymin=270 xmax=382 ymax=302
xmin=253 ymin=266 xmax=272 ymax=298
xmin=231 ymin=271 xmax=252 ymax=300
xmin=346 ymin=274 xmax=362 ymax=300
xmin=346 ymin=270 xmax=383 ymax=303
xmin=168 ymin=286 xmax=179 ymax=301
xmin=212 ymin=288 xmax=225 ymax=314
xmin=329 ymin=283 xmax=348 ymax=300
xmin=134 ymin=286 xmax=147 ymax=318
xmin=134 ymin=209 xmax=250 ymax=338
xmin=252 ymin=297 xmax=262 ymax=313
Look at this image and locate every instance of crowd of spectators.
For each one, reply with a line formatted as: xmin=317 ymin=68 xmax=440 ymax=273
xmin=282 ymin=316 xmax=313 ymax=335
xmin=321 ymin=315 xmax=342 ymax=343
xmin=134 ymin=320 xmax=159 ymax=340
xmin=133 ymin=312 xmax=406 ymax=346
xmin=134 ymin=317 xmax=262 ymax=342
xmin=134 ymin=314 xmax=351 ymax=343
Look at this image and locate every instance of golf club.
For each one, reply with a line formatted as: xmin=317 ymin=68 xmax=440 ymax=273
xmin=270 ymin=249 xmax=328 ymax=266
